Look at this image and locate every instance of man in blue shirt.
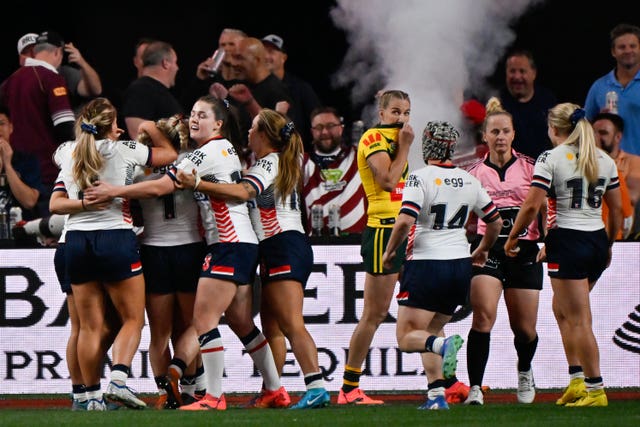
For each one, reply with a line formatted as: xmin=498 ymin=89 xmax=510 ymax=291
xmin=585 ymin=23 xmax=640 ymax=229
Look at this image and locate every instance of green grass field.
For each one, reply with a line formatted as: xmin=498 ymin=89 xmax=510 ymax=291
xmin=1 ymin=400 xmax=639 ymax=427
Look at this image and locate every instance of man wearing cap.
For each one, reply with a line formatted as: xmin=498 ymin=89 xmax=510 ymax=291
xmin=1 ymin=30 xmax=75 ymax=216
xmin=262 ymin=34 xmax=321 ymax=151
xmin=16 ymin=32 xmax=103 ymax=114
xmin=17 ymin=33 xmax=39 ymax=66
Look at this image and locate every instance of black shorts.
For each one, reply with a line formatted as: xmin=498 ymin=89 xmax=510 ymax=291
xmin=259 ymin=231 xmax=313 ymax=287
xmin=140 ymin=241 xmax=205 ymax=294
xmin=361 ymin=226 xmax=406 ymax=274
xmin=471 ymin=237 xmax=543 ymax=290
xmin=397 ymin=258 xmax=471 ymax=315
xmin=545 ymin=228 xmax=608 ymax=281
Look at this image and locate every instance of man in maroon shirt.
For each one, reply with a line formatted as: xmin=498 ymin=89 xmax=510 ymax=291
xmin=0 ymin=30 xmax=75 ymax=215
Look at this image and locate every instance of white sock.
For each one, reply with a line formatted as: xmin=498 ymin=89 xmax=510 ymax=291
xmin=200 ymin=336 xmax=225 ymax=398
xmin=431 ymin=337 xmax=445 ymax=355
xmin=305 ymin=372 xmax=325 ymax=390
xmin=86 ymin=389 xmax=103 ymax=401
xmin=73 ymin=391 xmax=87 ymax=402
xmin=244 ymin=331 xmax=281 ymax=391
xmin=570 ymin=371 xmax=585 ymax=381
xmin=427 ymin=386 xmax=445 ymax=399
xmin=110 ymin=369 xmax=128 ymax=385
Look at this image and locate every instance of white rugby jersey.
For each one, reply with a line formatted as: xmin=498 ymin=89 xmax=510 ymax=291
xmin=50 ymin=169 xmax=69 ymax=243
xmin=54 ymin=139 xmax=152 ymax=231
xmin=242 ymin=152 xmax=305 ymax=241
xmin=135 ymin=151 xmax=202 ymax=246
xmin=400 ymin=164 xmax=499 ymax=260
xmin=175 ymin=137 xmax=256 ymax=245
xmin=531 ymin=144 xmax=620 ymax=231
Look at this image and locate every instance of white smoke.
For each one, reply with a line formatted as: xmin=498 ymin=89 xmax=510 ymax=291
xmin=331 ymin=0 xmax=544 ymax=169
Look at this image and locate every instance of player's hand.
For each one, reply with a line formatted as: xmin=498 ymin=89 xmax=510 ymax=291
xmin=503 ymin=235 xmax=520 ymax=257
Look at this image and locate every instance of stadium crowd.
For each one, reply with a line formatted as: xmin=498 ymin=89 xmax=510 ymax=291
xmin=0 ymin=20 xmax=638 ymax=411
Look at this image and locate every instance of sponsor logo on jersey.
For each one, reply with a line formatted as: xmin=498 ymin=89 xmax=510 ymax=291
xmin=363 ymin=132 xmax=382 ymax=147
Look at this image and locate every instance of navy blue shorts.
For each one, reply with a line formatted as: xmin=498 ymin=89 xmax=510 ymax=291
xmin=397 ymin=258 xmax=471 ymax=315
xmin=259 ymin=231 xmax=313 ymax=287
xmin=471 ymin=238 xmax=543 ymax=290
xmin=200 ymin=242 xmax=258 ymax=285
xmin=545 ymin=228 xmax=609 ymax=282
xmin=140 ymin=240 xmax=205 ymax=294
xmin=54 ymin=244 xmax=71 ymax=294
xmin=64 ymin=229 xmax=143 ymax=284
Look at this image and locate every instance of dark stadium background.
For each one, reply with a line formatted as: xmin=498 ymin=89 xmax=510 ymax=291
xmin=1 ymin=1 xmax=637 ymax=124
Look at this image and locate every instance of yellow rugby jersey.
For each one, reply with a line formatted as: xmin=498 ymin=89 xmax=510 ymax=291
xmin=357 ymin=124 xmax=408 ymax=227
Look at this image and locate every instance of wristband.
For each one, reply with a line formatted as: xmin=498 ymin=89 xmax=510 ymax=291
xmin=81 ymin=199 xmax=87 ymax=211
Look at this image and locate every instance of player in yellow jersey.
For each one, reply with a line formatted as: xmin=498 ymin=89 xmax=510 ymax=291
xmin=338 ymin=90 xmax=414 ymax=405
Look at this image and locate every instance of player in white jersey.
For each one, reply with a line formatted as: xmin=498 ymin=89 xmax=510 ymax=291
xmin=84 ymin=96 xmax=285 ymax=411
xmin=133 ymin=115 xmax=206 ymax=408
xmin=50 ymin=172 xmax=120 ymax=411
xmin=382 ymin=121 xmax=501 ymax=410
xmin=50 ymin=97 xmax=178 ymax=410
xmin=177 ymin=109 xmax=330 ymax=409
xmin=505 ymin=103 xmax=622 ymax=407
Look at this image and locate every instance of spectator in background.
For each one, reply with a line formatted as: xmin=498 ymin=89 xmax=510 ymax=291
xmin=216 ymin=37 xmax=293 ymax=148
xmin=113 ymin=37 xmax=156 ymax=140
xmin=499 ymin=49 xmax=557 ymax=160
xmin=132 ymin=37 xmax=156 ymax=78
xmin=585 ymin=23 xmax=640 ymax=235
xmin=0 ymin=104 xmax=47 ymax=248
xmin=16 ymin=33 xmax=38 ymax=67
xmin=591 ymin=113 xmax=635 ymax=240
xmin=262 ymin=34 xmax=322 ymax=150
xmin=302 ymin=106 xmax=366 ymax=235
xmin=0 ymin=105 xmax=48 ymax=247
xmin=0 ymin=105 xmax=46 ymax=226
xmin=215 ymin=28 xmax=248 ymax=84
xmin=17 ymin=32 xmax=103 ymax=115
xmin=121 ymin=40 xmax=183 ymax=140
xmin=180 ymin=28 xmax=247 ymax=112
xmin=0 ymin=30 xmax=75 ymax=216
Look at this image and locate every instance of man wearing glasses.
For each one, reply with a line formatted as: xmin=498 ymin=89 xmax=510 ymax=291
xmin=302 ymin=107 xmax=367 ymax=236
